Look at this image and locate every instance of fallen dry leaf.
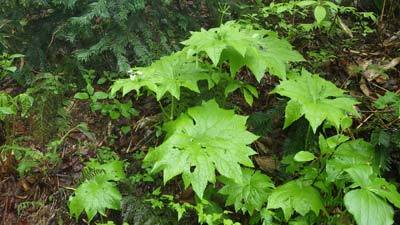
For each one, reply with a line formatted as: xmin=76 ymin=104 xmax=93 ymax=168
xmin=255 ymin=156 xmax=278 ymax=173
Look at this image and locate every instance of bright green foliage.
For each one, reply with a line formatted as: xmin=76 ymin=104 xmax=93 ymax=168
xmin=261 ymin=0 xmax=369 ymax=36
xmin=273 ymin=70 xmax=359 ymax=132
xmin=224 ymin=79 xmax=259 ymax=106
xmin=144 ymin=100 xmax=258 ymax=198
xmin=111 ymin=52 xmax=215 ymax=100
xmin=182 ymin=21 xmax=303 ymax=80
xmin=0 ymin=92 xmax=16 ymax=119
xmin=15 ymin=93 xmax=34 ymax=117
xmin=0 ymin=92 xmax=33 ymax=120
xmin=85 ymin=160 xmax=126 ymax=182
xmin=326 ymin=139 xmax=375 ymax=182
xmin=267 ymin=180 xmax=324 ymax=221
xmin=374 ymin=91 xmax=400 ymax=117
xmin=314 ymin=5 xmax=327 ymax=24
xmin=346 ymin=165 xmax=400 ymax=207
xmin=318 ymin=134 xmax=349 ymax=155
xmin=69 ymin=160 xmax=126 ymax=221
xmin=0 ymin=53 xmax=24 ymax=80
xmin=367 ymin=178 xmax=400 ymax=208
xmin=293 ymin=151 xmax=315 ymax=162
xmin=69 ymin=176 xmax=122 ymax=222
xmin=75 ymin=70 xmax=138 ymax=120
xmin=344 ymin=189 xmax=394 ymax=225
xmin=219 ymin=168 xmax=275 ymax=215
xmin=327 ymin=144 xmax=400 ymax=225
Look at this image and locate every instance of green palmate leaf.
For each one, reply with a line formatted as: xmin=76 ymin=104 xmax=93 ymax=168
xmin=272 ymin=70 xmax=359 ymax=132
xmin=111 ymin=51 xmax=214 ymax=100
xmin=344 ymin=189 xmax=394 ymax=225
xmin=182 ymin=21 xmax=303 ymax=81
xmin=267 ymin=180 xmax=324 ymax=221
xmin=85 ymin=160 xmax=126 ymax=181
xmin=219 ymin=168 xmax=275 ymax=215
xmin=367 ymin=178 xmax=400 ymax=208
xmin=345 ymin=165 xmax=400 ymax=209
xmin=326 ymin=139 xmax=375 ymax=182
xmin=68 ymin=176 xmax=122 ymax=222
xmin=68 ymin=160 xmax=126 ymax=221
xmin=294 ymin=151 xmax=315 ymax=162
xmin=144 ymin=100 xmax=258 ymax=198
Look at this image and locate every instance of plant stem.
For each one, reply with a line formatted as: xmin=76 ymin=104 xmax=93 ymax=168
xmin=305 ymin=124 xmax=312 ymax=150
xmin=379 ymin=0 xmax=387 ymax=24
xmin=328 ymin=13 xmax=338 ymax=35
xmin=158 ymin=102 xmax=168 ymax=119
xmin=170 ymin=96 xmax=175 ymax=120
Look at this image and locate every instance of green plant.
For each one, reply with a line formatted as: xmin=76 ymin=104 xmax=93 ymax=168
xmin=259 ymin=135 xmax=400 ymax=225
xmin=261 ymin=0 xmax=376 ymax=35
xmin=219 ymin=168 xmax=274 ymax=215
xmin=0 ymin=92 xmax=33 ymax=120
xmin=267 ymin=179 xmax=324 ymax=221
xmin=25 ymin=73 xmax=71 ymax=143
xmin=0 ymin=141 xmax=60 ymax=176
xmin=146 ymin=190 xmax=241 ymax=225
xmin=272 ymin=69 xmax=359 ymax=132
xmin=343 ymin=165 xmax=400 ymax=225
xmin=144 ymin=100 xmax=258 ymax=198
xmin=374 ymin=91 xmax=400 ymax=117
xmin=0 ymin=53 xmax=23 ymax=80
xmin=17 ymin=200 xmax=44 ymax=215
xmin=108 ymin=20 xmax=399 ymax=225
xmin=182 ymin=21 xmax=304 ymax=80
xmin=75 ymin=69 xmax=139 ymax=120
xmin=112 ymin=51 xmax=216 ymax=101
xmin=0 ymin=0 xmax=222 ymax=78
xmin=111 ymin=20 xmax=303 ymax=113
xmin=68 ymin=159 xmax=126 ymax=222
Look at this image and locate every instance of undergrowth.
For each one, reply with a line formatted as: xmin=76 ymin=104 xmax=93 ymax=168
xmin=1 ymin=1 xmax=400 ymax=225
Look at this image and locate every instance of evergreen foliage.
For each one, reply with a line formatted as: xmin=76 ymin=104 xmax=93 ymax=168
xmin=0 ymin=0 xmax=221 ymax=76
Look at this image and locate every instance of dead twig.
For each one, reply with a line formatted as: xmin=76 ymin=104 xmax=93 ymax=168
xmin=356 ymin=113 xmax=374 ymax=129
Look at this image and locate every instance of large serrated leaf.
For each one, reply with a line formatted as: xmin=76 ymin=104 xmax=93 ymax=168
xmin=326 ymin=139 xmax=375 ymax=182
xmin=111 ymin=51 xmax=213 ymax=100
xmin=68 ymin=176 xmax=122 ymax=222
xmin=86 ymin=159 xmax=126 ymax=181
xmin=144 ymin=100 xmax=258 ymax=198
xmin=267 ymin=180 xmax=324 ymax=221
xmin=68 ymin=160 xmax=126 ymax=221
xmin=219 ymin=168 xmax=274 ymax=215
xmin=345 ymin=164 xmax=400 ymax=209
xmin=273 ymin=70 xmax=359 ymax=132
xmin=182 ymin=21 xmax=303 ymax=81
